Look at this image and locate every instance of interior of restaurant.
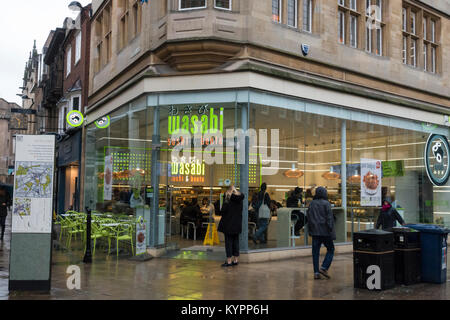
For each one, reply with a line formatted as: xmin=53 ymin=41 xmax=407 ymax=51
xmin=84 ymin=93 xmax=449 ymax=254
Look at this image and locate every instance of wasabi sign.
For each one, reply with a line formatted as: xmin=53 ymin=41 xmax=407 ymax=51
xmin=168 ymin=106 xmax=224 ymax=135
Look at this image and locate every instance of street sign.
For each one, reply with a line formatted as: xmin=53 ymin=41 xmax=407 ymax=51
xmin=11 ymin=108 xmax=36 ymax=115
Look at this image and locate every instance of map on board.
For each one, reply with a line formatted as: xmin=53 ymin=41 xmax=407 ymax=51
xmin=13 ymin=198 xmax=31 ymax=216
xmin=14 ymin=162 xmax=53 ymax=198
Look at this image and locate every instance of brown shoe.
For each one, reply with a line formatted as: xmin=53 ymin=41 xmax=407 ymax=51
xmin=319 ymin=268 xmax=330 ymax=279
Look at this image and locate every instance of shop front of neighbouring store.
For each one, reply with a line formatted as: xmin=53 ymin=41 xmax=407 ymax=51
xmin=82 ymin=76 xmax=450 ymax=258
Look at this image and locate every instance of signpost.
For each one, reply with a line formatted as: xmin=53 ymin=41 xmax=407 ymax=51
xmin=9 ymin=135 xmax=55 ymax=291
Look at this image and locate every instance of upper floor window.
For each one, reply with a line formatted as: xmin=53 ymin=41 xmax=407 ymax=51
xmin=403 ymin=3 xmax=440 ymax=73
xmin=287 ymin=0 xmax=298 ymax=28
xmin=94 ymin=1 xmax=112 ymax=73
xmin=272 ymin=0 xmax=282 ymax=23
xmin=75 ymin=32 xmax=81 ymax=64
xmin=365 ymin=0 xmax=384 ymax=56
xmin=180 ymin=0 xmax=206 ymax=10
xmin=72 ymin=96 xmax=80 ymax=112
xmin=66 ymin=46 xmax=72 ymax=76
xmin=303 ymin=0 xmax=313 ymax=32
xmin=402 ymin=8 xmax=406 ymax=31
xmin=215 ymin=0 xmax=231 ymax=10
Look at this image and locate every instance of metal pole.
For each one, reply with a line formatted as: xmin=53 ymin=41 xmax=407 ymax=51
xmin=239 ymin=102 xmax=249 ymax=252
xmin=341 ymin=120 xmax=348 ymax=241
xmin=83 ymin=205 xmax=92 ymax=263
xmin=150 ymin=104 xmax=161 ymax=247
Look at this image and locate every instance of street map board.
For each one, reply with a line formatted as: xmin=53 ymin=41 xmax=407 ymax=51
xmin=12 ymin=135 xmax=55 ymax=233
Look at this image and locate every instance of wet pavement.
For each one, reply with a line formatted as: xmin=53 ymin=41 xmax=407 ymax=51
xmin=2 ymin=215 xmax=450 ymax=300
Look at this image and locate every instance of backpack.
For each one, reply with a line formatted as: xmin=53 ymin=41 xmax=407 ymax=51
xmin=258 ymin=192 xmax=271 ymax=219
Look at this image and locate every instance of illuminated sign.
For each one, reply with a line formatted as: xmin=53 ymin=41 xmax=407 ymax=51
xmin=67 ymin=111 xmax=84 ymax=128
xmin=170 ymin=157 xmax=206 ymax=183
xmin=168 ymin=106 xmax=224 ymax=135
xmin=425 ymin=134 xmax=450 ymax=186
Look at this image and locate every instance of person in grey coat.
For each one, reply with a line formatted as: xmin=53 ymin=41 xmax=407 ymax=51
xmin=307 ymin=187 xmax=335 ymax=280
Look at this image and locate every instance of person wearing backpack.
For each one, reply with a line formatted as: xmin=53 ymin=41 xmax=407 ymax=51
xmin=252 ymin=183 xmax=271 ymax=244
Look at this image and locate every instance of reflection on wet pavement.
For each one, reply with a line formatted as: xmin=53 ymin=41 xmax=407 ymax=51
xmin=2 ymin=215 xmax=450 ymax=300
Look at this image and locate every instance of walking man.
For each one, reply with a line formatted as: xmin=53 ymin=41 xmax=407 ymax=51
xmin=307 ymin=187 xmax=335 ymax=280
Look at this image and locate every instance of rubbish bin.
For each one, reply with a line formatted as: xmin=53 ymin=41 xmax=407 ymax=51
xmin=353 ymin=229 xmax=395 ymax=290
xmin=390 ymin=227 xmax=421 ymax=285
xmin=405 ymin=224 xmax=450 ymax=284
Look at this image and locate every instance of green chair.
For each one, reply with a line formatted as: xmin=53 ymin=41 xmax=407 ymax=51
xmin=111 ymin=223 xmax=135 ymax=257
xmin=84 ymin=222 xmax=107 ymax=255
xmin=66 ymin=218 xmax=85 ymax=248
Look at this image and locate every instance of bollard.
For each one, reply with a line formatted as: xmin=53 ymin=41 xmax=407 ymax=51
xmin=83 ymin=206 xmax=92 ymax=263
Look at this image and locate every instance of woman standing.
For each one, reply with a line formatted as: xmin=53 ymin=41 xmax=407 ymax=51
xmin=218 ymin=185 xmax=245 ymax=267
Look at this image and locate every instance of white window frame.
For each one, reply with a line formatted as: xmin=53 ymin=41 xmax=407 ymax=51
xmin=303 ymin=0 xmax=312 ymax=32
xmin=72 ymin=95 xmax=81 ymax=112
xmin=423 ymin=43 xmax=428 ymax=71
xmin=431 ymin=20 xmax=435 ymax=43
xmin=376 ymin=28 xmax=382 ymax=56
xmin=66 ymin=46 xmax=72 ymax=77
xmin=411 ymin=11 xmax=416 ymax=35
xmin=411 ymin=39 xmax=416 ymax=67
xmin=338 ymin=0 xmax=344 ymax=6
xmin=366 ymin=26 xmax=372 ymax=52
xmin=423 ymin=17 xmax=427 ymax=40
xmin=431 ymin=46 xmax=436 ymax=73
xmin=272 ymin=0 xmax=282 ymax=23
xmin=402 ymin=8 xmax=406 ymax=31
xmin=338 ymin=10 xmax=345 ymax=44
xmin=214 ymin=0 xmax=232 ymax=11
xmin=75 ymin=32 xmax=82 ymax=64
xmin=350 ymin=15 xmax=357 ymax=48
xmin=287 ymin=0 xmax=298 ymax=28
xmin=402 ymin=36 xmax=407 ymax=64
xmin=179 ymin=0 xmax=207 ymax=11
xmin=350 ymin=0 xmax=356 ymax=11
xmin=375 ymin=0 xmax=381 ymax=21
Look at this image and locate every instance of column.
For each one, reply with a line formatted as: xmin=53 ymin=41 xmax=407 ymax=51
xmin=150 ymin=104 xmax=161 ymax=248
xmin=239 ymin=103 xmax=249 ymax=252
xmin=341 ymin=120 xmax=348 ymax=240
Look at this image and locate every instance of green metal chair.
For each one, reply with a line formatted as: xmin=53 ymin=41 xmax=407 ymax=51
xmin=111 ymin=223 xmax=135 ymax=257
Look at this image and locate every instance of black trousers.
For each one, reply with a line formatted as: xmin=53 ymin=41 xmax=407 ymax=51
xmin=0 ymin=216 xmax=6 ymax=239
xmin=224 ymin=234 xmax=240 ymax=258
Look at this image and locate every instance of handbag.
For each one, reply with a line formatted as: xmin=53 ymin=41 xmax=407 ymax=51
xmin=258 ymin=192 xmax=271 ymax=219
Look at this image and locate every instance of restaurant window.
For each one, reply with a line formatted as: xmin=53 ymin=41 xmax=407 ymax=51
xmin=215 ymin=0 xmax=231 ymax=10
xmin=272 ymin=0 xmax=281 ymax=23
xmin=303 ymin=0 xmax=312 ymax=32
xmin=287 ymin=0 xmax=297 ymax=28
xmin=179 ymin=0 xmax=206 ymax=10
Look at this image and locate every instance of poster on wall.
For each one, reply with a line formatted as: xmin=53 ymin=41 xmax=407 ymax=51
xmin=103 ymin=155 xmax=113 ymax=201
xmin=360 ymin=158 xmax=382 ymax=207
xmin=11 ymin=135 xmax=55 ymax=233
xmin=135 ymin=216 xmax=147 ymax=256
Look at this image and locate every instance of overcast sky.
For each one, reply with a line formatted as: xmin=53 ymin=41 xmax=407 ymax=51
xmin=0 ymin=0 xmax=91 ymax=106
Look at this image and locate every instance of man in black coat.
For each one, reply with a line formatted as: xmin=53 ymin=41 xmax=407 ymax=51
xmin=376 ymin=198 xmax=405 ymax=230
xmin=0 ymin=188 xmax=11 ymax=241
xmin=307 ymin=187 xmax=335 ymax=280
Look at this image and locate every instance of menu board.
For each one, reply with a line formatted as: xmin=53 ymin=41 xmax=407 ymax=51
xmin=360 ymin=159 xmax=382 ymax=207
xmin=12 ymin=135 xmax=55 ymax=233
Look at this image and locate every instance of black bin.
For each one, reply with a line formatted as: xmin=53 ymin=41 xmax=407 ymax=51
xmin=353 ymin=229 xmax=394 ymax=252
xmin=390 ymin=227 xmax=421 ymax=285
xmin=353 ymin=229 xmax=395 ymax=290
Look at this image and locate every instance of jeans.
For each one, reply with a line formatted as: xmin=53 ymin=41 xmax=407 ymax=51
xmin=254 ymin=218 xmax=269 ymax=242
xmin=224 ymin=234 xmax=240 ymax=258
xmin=312 ymin=236 xmax=335 ymax=274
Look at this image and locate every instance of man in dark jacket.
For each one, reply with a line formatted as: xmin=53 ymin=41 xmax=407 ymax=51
xmin=307 ymin=187 xmax=335 ymax=280
xmin=287 ymin=187 xmax=306 ymax=236
xmin=376 ymin=198 xmax=405 ymax=230
xmin=0 ymin=188 xmax=11 ymax=241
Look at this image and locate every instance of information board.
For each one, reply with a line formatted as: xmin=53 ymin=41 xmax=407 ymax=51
xmin=11 ymin=135 xmax=55 ymax=233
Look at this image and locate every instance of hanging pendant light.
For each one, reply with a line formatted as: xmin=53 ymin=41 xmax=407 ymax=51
xmin=284 ymin=164 xmax=304 ymax=178
xmin=322 ymin=167 xmax=341 ymax=180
